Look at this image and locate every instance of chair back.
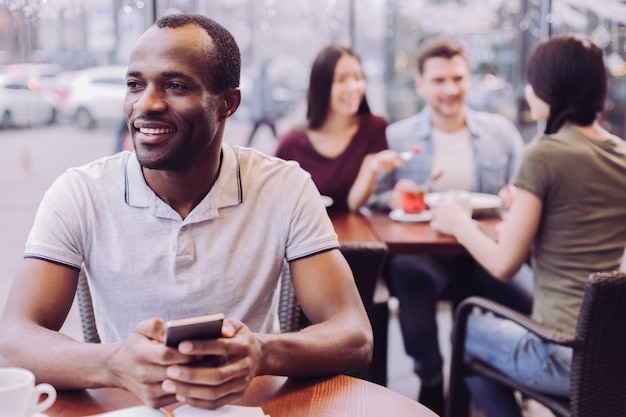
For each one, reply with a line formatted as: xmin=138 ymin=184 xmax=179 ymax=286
xmin=278 ymin=241 xmax=388 ymax=331
xmin=445 ymin=270 xmax=626 ymax=417
xmin=78 ymin=241 xmax=390 ymax=383
xmin=277 ymin=241 xmax=389 ymax=385
xmin=77 ymin=268 xmax=100 ymax=343
xmin=339 ymin=241 xmax=388 ymax=313
xmin=277 ymin=260 xmax=302 ymax=333
xmin=339 ymin=241 xmax=389 ymax=386
xmin=570 ymin=270 xmax=626 ymax=417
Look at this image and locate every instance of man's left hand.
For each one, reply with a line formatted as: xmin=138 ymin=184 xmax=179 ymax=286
xmin=161 ymin=318 xmax=261 ymax=409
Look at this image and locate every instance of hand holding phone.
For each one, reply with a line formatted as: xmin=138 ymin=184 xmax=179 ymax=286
xmin=165 ymin=313 xmax=224 ymax=348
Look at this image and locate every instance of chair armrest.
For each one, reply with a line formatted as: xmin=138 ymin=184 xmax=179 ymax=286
xmin=455 ymin=296 xmax=576 ymax=347
xmin=446 ymin=296 xmax=575 ymax=417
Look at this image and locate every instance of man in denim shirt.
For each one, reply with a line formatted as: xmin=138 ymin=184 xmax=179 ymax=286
xmin=370 ymin=38 xmax=532 ymax=415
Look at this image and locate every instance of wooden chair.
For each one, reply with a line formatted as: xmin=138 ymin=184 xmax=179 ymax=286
xmin=445 ymin=270 xmax=626 ymax=417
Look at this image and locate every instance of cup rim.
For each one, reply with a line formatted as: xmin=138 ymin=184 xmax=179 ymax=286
xmin=0 ymin=367 xmax=34 ymax=390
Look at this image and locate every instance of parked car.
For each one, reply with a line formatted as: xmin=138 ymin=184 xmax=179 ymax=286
xmin=64 ymin=65 xmax=127 ymax=129
xmin=0 ymin=74 xmax=58 ymax=128
xmin=0 ymin=63 xmax=71 ymax=110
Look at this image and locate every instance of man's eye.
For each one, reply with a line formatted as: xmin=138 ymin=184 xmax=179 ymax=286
xmin=168 ymin=83 xmax=185 ymax=90
xmin=127 ymin=81 xmax=138 ymax=89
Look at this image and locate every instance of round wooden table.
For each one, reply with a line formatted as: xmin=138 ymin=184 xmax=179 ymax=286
xmin=46 ymin=374 xmax=437 ymax=416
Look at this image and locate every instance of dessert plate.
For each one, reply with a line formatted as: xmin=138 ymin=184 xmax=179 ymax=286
xmin=389 ymin=209 xmax=432 ymax=223
xmin=425 ymin=192 xmax=502 ymax=210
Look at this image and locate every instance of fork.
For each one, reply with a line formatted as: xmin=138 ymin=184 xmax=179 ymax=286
xmin=398 ymin=146 xmax=422 ymax=161
xmin=398 ymin=150 xmax=414 ymax=161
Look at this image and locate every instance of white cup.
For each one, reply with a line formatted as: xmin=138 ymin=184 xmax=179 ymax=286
xmin=0 ymin=367 xmax=56 ymax=417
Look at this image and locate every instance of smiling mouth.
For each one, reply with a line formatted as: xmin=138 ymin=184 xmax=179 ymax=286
xmin=138 ymin=127 xmax=175 ymax=134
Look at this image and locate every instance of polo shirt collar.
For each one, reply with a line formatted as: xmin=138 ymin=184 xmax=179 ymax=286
xmin=124 ymin=143 xmax=242 ymax=216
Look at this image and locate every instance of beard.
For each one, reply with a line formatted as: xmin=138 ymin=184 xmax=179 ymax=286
xmin=133 ymin=133 xmax=210 ymax=171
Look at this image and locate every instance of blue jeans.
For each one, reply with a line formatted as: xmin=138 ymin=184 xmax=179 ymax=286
xmin=465 ymin=314 xmax=572 ymax=417
xmin=385 ymin=254 xmax=533 ymax=387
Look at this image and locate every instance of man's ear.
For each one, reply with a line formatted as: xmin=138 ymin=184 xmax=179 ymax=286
xmin=221 ymin=88 xmax=241 ymax=119
xmin=414 ymin=74 xmax=423 ymax=95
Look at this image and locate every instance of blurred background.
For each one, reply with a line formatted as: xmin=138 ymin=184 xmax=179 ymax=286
xmin=0 ymin=0 xmax=624 ymax=142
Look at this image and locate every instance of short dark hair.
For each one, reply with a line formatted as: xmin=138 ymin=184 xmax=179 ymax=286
xmin=156 ymin=13 xmax=240 ymax=93
xmin=415 ymin=38 xmax=467 ymax=75
xmin=306 ymin=45 xmax=371 ymax=129
xmin=527 ymin=34 xmax=607 ymax=134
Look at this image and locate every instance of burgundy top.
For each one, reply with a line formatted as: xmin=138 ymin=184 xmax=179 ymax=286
xmin=275 ymin=114 xmax=388 ymax=211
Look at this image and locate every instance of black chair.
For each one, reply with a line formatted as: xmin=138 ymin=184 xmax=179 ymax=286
xmin=278 ymin=241 xmax=390 ymax=386
xmin=445 ymin=270 xmax=626 ymax=417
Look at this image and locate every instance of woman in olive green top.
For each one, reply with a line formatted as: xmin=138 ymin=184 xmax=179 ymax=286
xmin=431 ymin=34 xmax=626 ymax=417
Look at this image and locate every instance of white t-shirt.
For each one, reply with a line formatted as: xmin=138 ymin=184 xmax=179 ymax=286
xmin=24 ymin=144 xmax=338 ymax=342
xmin=430 ymin=127 xmax=474 ymax=192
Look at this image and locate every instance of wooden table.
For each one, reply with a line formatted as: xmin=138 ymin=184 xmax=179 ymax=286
xmin=360 ymin=209 xmax=500 ymax=255
xmin=47 ymin=374 xmax=437 ymax=417
xmin=328 ymin=211 xmax=379 ymax=242
xmin=330 ymin=209 xmax=500 ymax=255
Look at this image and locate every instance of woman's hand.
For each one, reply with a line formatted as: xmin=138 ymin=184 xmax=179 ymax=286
xmin=368 ymin=149 xmax=405 ymax=174
xmin=430 ymin=200 xmax=474 ymax=236
xmin=498 ymin=184 xmax=517 ymax=210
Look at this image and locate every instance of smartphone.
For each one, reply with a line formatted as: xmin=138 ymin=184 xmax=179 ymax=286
xmin=165 ymin=313 xmax=225 ymax=348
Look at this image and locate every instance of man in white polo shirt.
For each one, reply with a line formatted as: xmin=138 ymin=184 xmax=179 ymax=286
xmin=370 ymin=37 xmax=532 ymax=415
xmin=0 ymin=14 xmax=372 ymax=411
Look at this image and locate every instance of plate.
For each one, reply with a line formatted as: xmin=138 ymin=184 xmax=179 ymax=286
xmin=389 ymin=209 xmax=432 ymax=223
xmin=320 ymin=195 xmax=333 ymax=208
xmin=425 ymin=192 xmax=502 ymax=210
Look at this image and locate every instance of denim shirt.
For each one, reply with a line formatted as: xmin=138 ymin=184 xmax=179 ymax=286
xmin=370 ymin=106 xmax=523 ymax=210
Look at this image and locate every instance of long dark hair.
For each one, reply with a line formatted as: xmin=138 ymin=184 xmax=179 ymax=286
xmin=526 ymin=34 xmax=607 ymax=134
xmin=306 ymin=45 xmax=371 ymax=129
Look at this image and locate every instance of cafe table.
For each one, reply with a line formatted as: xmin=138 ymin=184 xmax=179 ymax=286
xmin=327 ymin=210 xmax=380 ymax=242
xmin=354 ymin=208 xmax=500 ymax=255
xmin=46 ymin=374 xmax=438 ymax=417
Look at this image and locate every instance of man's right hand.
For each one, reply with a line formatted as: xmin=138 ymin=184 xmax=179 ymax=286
xmin=108 ymin=318 xmax=195 ymax=408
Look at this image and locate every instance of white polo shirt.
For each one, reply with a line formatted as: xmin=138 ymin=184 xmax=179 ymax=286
xmin=25 ymin=144 xmax=339 ymax=342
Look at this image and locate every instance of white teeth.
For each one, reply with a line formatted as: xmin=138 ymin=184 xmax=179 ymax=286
xmin=139 ymin=127 xmax=174 ymax=134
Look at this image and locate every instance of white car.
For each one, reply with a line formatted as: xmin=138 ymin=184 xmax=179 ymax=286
xmin=64 ymin=65 xmax=127 ymax=129
xmin=0 ymin=74 xmax=57 ymax=128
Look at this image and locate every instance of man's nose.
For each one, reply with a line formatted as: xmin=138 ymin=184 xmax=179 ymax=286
xmin=134 ymin=86 xmax=167 ymax=114
xmin=442 ymin=80 xmax=460 ymax=95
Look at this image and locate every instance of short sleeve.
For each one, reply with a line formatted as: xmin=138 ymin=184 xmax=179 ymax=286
xmin=513 ymin=138 xmax=554 ymax=201
xmin=284 ymin=172 xmax=339 ymax=261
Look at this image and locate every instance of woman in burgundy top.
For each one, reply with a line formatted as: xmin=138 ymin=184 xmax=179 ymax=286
xmin=275 ymin=45 xmax=396 ymax=211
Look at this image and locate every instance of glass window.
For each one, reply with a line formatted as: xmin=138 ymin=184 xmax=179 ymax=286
xmin=0 ymin=0 xmax=624 ymax=142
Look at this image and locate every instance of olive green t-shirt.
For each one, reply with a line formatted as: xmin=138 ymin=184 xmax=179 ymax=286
xmin=514 ymin=126 xmax=626 ymax=334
